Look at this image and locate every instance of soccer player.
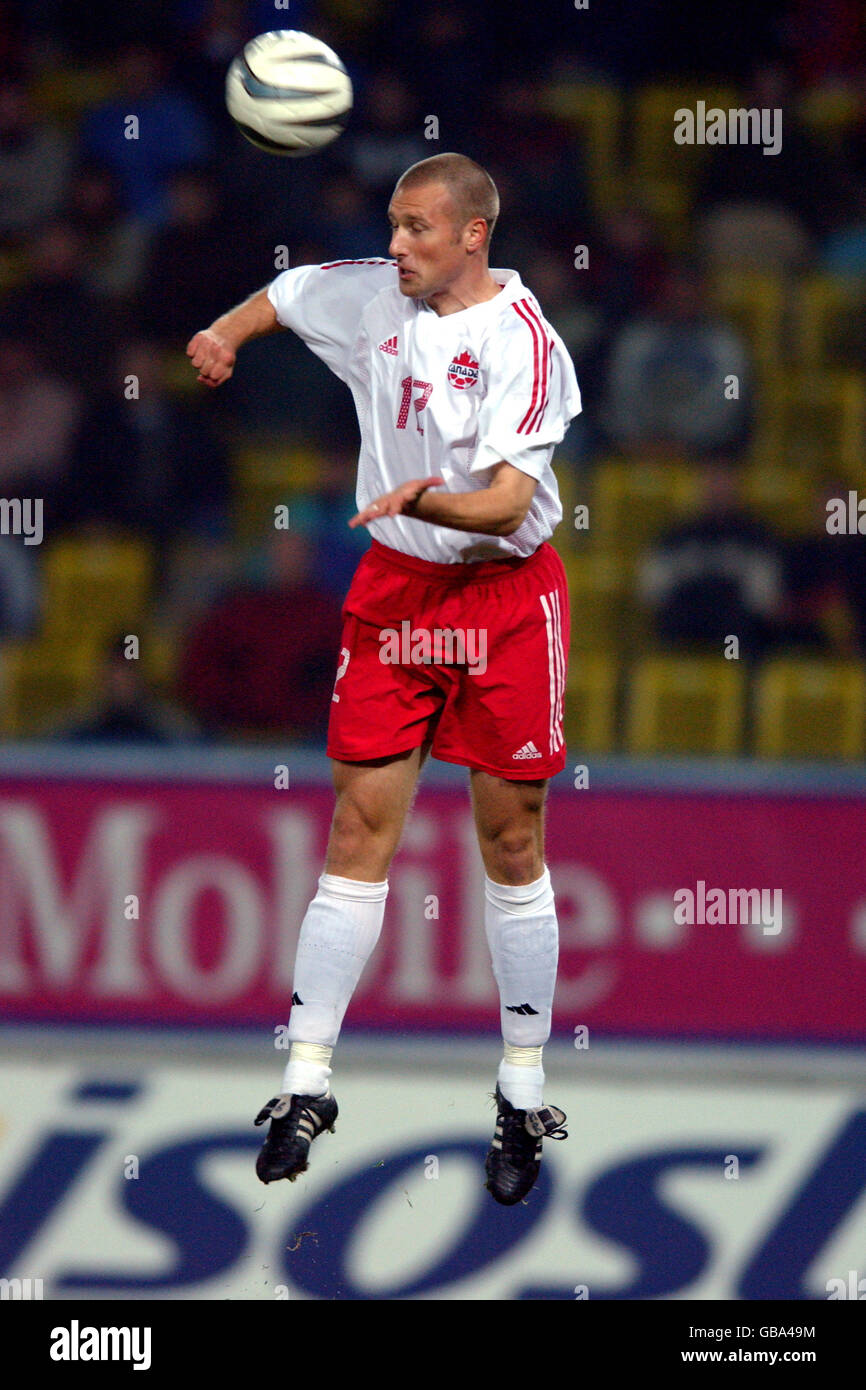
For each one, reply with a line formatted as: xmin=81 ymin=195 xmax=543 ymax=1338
xmin=187 ymin=153 xmax=580 ymax=1205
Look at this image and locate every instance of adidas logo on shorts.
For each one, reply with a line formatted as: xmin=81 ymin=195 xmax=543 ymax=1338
xmin=512 ymin=740 xmax=543 ymax=760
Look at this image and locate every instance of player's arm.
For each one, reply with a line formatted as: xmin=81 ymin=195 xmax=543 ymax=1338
xmin=186 ymin=286 xmax=281 ymax=388
xmin=408 ymin=462 xmax=536 ymax=535
xmin=349 ymin=462 xmax=537 ymax=537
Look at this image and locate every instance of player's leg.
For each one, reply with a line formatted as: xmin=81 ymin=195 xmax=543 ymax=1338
xmin=283 ymin=744 xmax=429 ymax=1088
xmin=256 ymin=743 xmax=430 ymax=1183
xmin=470 ymin=769 xmax=567 ymax=1205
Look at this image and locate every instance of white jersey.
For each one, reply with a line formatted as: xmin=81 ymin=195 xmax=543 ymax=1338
xmin=267 ymin=258 xmax=581 ymax=562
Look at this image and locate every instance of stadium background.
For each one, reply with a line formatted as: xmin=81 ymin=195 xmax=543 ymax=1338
xmin=0 ymin=0 xmax=864 ymax=1302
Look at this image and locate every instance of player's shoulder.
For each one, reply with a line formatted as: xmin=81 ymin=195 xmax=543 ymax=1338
xmin=316 ymin=257 xmax=396 ymax=278
xmin=479 ymin=273 xmax=556 ymax=358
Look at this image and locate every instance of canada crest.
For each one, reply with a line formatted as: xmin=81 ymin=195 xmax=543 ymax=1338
xmin=447 ymin=348 xmax=479 ymax=389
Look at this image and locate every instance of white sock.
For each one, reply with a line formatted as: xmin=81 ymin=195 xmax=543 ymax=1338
xmin=281 ymin=1041 xmax=333 ymax=1100
xmin=485 ymin=868 xmax=558 ymax=1109
xmin=499 ymin=1044 xmax=545 ymax=1111
xmin=281 ymin=872 xmax=388 ymax=1094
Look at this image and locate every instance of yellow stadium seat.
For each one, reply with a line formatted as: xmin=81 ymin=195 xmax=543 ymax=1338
xmin=564 ymin=652 xmax=618 ymax=754
xmin=552 ymin=462 xmax=586 ymax=550
xmin=740 ymin=466 xmax=815 ymax=536
xmin=31 ymin=66 xmax=119 ymax=125
xmin=540 ymin=82 xmax=622 ymax=218
xmin=710 ymin=271 xmax=785 ymax=380
xmin=798 ymin=86 xmax=862 ymax=147
xmin=753 ymin=659 xmax=866 ymax=759
xmin=633 ymin=85 xmax=740 ymax=183
xmin=0 ymin=641 xmax=99 ymax=737
xmin=633 ymin=176 xmax=693 ymax=252
xmin=795 ymin=275 xmax=866 ymax=370
xmin=233 ymin=440 xmax=323 ymax=540
xmin=592 ymin=459 xmax=698 ymax=553
xmin=756 ymin=370 xmax=866 ymax=482
xmin=561 ymin=551 xmax=632 ymax=651
xmin=625 ymin=654 xmax=745 ymax=756
xmin=42 ymin=537 xmax=153 ymax=646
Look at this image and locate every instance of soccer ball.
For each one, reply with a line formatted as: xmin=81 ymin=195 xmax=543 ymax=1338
xmin=225 ymin=30 xmax=353 ymax=157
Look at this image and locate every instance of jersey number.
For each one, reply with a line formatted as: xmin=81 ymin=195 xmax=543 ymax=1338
xmin=396 ymin=377 xmax=432 ymax=435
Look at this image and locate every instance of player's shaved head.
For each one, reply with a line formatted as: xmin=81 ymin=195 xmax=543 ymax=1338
xmin=394 ymin=153 xmax=499 ymax=248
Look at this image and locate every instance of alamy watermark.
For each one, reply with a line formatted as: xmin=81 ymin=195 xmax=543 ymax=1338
xmin=674 ymin=880 xmax=783 ymax=935
xmin=674 ymin=101 xmax=782 ymax=156
xmin=379 ymin=621 xmax=488 ymax=675
xmin=826 ymin=491 xmax=866 ymax=534
xmin=0 ymin=497 xmax=42 ymax=545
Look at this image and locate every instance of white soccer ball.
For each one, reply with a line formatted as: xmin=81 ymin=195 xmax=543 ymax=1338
xmin=225 ymin=30 xmax=353 ymax=157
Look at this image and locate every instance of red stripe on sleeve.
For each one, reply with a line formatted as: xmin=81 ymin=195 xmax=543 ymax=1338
xmin=512 ymin=299 xmax=541 ymax=432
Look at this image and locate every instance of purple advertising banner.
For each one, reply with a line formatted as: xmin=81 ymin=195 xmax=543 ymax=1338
xmin=0 ymin=771 xmax=862 ymax=1040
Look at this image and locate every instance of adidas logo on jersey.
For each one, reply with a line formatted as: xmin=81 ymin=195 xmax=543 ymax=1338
xmin=378 ymin=335 xmax=398 ymax=356
xmin=512 ymin=740 xmax=543 ymax=760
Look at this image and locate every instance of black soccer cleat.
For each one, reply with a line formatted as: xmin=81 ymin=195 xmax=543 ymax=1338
xmin=254 ymin=1091 xmax=338 ymax=1184
xmin=485 ymin=1084 xmax=567 ymax=1206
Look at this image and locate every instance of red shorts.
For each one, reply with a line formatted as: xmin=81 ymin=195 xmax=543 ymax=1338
xmin=327 ymin=539 xmax=570 ymax=779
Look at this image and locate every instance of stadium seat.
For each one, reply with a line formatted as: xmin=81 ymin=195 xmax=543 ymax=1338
xmin=560 ymin=550 xmax=632 ymax=651
xmin=625 ymin=654 xmax=745 ymax=756
xmin=564 ymin=651 xmax=618 ymax=754
xmin=540 ymin=82 xmax=622 ymax=218
xmin=753 ymin=659 xmax=866 ymax=759
xmin=0 ymin=641 xmax=99 ymax=737
xmin=31 ymin=66 xmax=119 ymax=125
xmin=591 ymin=459 xmax=698 ymax=554
xmin=42 ymin=537 xmax=153 ymax=646
xmin=632 ymin=85 xmax=740 ymax=183
xmin=552 ymin=462 xmax=586 ymax=550
xmin=709 ymin=270 xmax=786 ymax=380
xmin=756 ymin=370 xmax=866 ymax=482
xmin=739 ymin=465 xmax=815 ymax=536
xmin=798 ymin=86 xmax=862 ymax=149
xmin=233 ymin=440 xmax=323 ymax=540
xmin=795 ymin=275 xmax=866 ymax=369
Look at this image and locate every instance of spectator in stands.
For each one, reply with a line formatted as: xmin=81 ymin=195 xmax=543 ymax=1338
xmin=137 ymin=167 xmax=254 ymax=344
xmin=290 ymin=443 xmax=371 ymax=602
xmin=58 ymin=632 xmax=200 ymax=743
xmin=603 ymin=262 xmax=751 ymax=456
xmin=338 ymin=72 xmax=428 ymax=203
xmin=479 ymin=79 xmax=588 ymax=255
xmin=0 ymin=219 xmax=113 ymax=390
xmin=0 ymin=75 xmax=71 ymax=248
xmin=80 ymin=42 xmax=210 ymax=227
xmin=67 ymin=161 xmax=151 ymax=301
xmin=637 ymin=459 xmax=784 ymax=659
xmin=59 ymin=336 xmax=230 ymax=546
xmin=587 ymin=204 xmax=670 ymax=331
xmin=0 ymin=332 xmax=81 ymax=511
xmin=0 ymin=535 xmax=39 ymax=638
xmin=307 ymin=172 xmax=386 ymax=261
xmin=779 ymin=481 xmax=860 ymax=653
xmin=697 ymin=62 xmax=846 ymax=241
xmin=178 ymin=528 xmax=343 ymax=737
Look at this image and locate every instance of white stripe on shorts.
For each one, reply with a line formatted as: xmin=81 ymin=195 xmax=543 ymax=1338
xmin=540 ymin=591 xmax=564 ymax=755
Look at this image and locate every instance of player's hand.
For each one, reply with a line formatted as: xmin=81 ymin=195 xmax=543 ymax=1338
xmin=186 ymin=329 xmax=237 ymax=388
xmin=349 ymin=476 xmax=445 ymax=529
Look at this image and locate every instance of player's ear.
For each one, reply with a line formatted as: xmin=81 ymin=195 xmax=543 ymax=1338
xmin=466 ymin=218 xmax=487 ymax=251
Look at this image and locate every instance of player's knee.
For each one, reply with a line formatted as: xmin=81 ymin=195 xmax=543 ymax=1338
xmin=483 ymin=829 xmax=542 ymax=884
xmin=330 ymin=794 xmax=397 ymax=854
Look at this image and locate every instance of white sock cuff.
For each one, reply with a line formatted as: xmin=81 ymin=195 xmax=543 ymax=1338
xmin=318 ymin=872 xmax=389 ymax=902
xmin=288 ymin=1041 xmax=333 ymax=1067
xmin=485 ymin=867 xmax=553 ymax=916
xmin=504 ymin=1042 xmax=544 ymax=1067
